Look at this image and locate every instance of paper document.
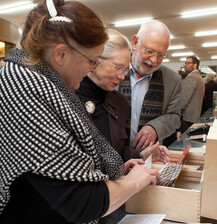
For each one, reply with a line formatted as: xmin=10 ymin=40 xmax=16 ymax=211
xmin=185 ymin=134 xmax=206 ymax=141
xmin=143 ymin=154 xmax=152 ymax=168
xmin=189 ymin=146 xmax=205 ymax=154
xmin=117 ymin=214 xmax=166 ymax=224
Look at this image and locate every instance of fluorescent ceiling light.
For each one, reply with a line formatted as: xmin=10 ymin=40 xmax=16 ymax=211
xmin=114 ymin=17 xmax=152 ymax=27
xmin=0 ymin=1 xmax=32 ymax=10
xmin=172 ymin=52 xmax=193 ymax=57
xmin=180 ymin=56 xmax=199 ymax=61
xmin=211 ymin=56 xmax=217 ymax=59
xmin=0 ymin=2 xmax=35 ymax=14
xmin=168 ymin=45 xmax=185 ymax=50
xmin=170 ymin=35 xmax=174 ymax=40
xmin=163 ymin=59 xmax=169 ymax=63
xmin=181 ymin=8 xmax=217 ymax=18
xmin=180 ymin=57 xmax=186 ymax=61
xmin=195 ymin=30 xmax=217 ymax=36
xmin=202 ymin=42 xmax=217 ymax=47
xmin=194 ymin=30 xmax=217 ymax=37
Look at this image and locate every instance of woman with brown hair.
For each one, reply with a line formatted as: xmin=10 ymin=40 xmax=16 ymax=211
xmin=0 ymin=1 xmax=160 ymax=223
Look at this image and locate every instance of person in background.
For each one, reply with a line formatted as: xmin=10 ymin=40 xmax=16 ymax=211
xmin=201 ymin=73 xmax=217 ymax=114
xmin=76 ymin=29 xmax=169 ymax=164
xmin=118 ymin=20 xmax=181 ymax=151
xmin=179 ymin=56 xmax=205 ymax=133
xmin=203 ymin=72 xmax=215 ymax=84
xmin=174 ymin=71 xmax=189 ymax=140
xmin=0 ymin=1 xmax=160 ymax=224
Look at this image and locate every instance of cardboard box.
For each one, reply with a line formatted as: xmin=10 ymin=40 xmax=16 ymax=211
xmin=213 ymin=119 xmax=217 ymax=127
xmin=126 ymin=151 xmax=204 ymax=223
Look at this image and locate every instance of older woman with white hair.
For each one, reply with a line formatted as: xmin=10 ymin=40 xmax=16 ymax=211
xmin=76 ymin=28 xmax=169 ymax=223
xmin=76 ymin=29 xmax=169 ymax=164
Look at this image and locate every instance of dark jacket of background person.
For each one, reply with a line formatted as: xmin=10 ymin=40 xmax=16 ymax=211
xmin=202 ymin=79 xmax=217 ymax=114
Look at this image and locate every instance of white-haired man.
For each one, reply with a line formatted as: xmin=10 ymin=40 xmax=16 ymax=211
xmin=119 ymin=20 xmax=181 ymax=152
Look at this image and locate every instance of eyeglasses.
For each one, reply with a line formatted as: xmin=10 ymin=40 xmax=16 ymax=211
xmin=111 ymin=63 xmax=130 ymax=76
xmin=68 ymin=44 xmax=100 ymax=69
xmin=100 ymin=57 xmax=130 ymax=75
xmin=138 ymin=38 xmax=167 ymax=60
xmin=184 ymin=62 xmax=193 ymax=65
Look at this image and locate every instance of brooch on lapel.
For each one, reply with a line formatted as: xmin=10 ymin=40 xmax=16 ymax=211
xmin=85 ymin=101 xmax=96 ymax=114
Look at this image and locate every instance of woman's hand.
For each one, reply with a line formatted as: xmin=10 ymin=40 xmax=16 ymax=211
xmin=152 ymin=145 xmax=170 ymax=164
xmin=139 ymin=142 xmax=170 ymax=164
xmin=124 ymin=159 xmax=145 ymax=175
xmin=126 ymin=164 xmax=160 ymax=190
xmin=104 ymin=164 xmax=160 ymax=216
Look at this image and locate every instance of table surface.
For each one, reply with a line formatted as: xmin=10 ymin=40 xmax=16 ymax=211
xmin=168 ymin=108 xmax=214 ymax=152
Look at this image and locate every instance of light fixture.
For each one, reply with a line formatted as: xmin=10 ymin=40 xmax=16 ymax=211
xmin=18 ymin=28 xmax=23 ymax=35
xmin=195 ymin=30 xmax=217 ymax=37
xmin=0 ymin=2 xmax=35 ymax=14
xmin=114 ymin=17 xmax=152 ymax=27
xmin=172 ymin=52 xmax=193 ymax=57
xmin=170 ymin=35 xmax=174 ymax=40
xmin=202 ymin=42 xmax=217 ymax=47
xmin=163 ymin=59 xmax=169 ymax=63
xmin=0 ymin=41 xmax=5 ymax=58
xmin=0 ymin=41 xmax=5 ymax=48
xmin=181 ymin=8 xmax=217 ymax=18
xmin=211 ymin=56 xmax=217 ymax=59
xmin=168 ymin=45 xmax=185 ymax=50
xmin=180 ymin=57 xmax=186 ymax=62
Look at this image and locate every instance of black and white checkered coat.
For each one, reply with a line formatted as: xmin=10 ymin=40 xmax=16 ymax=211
xmin=0 ymin=49 xmax=124 ymax=215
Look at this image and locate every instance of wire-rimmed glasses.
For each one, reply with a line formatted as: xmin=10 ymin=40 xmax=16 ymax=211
xmin=68 ymin=44 xmax=101 ymax=69
xmin=138 ymin=37 xmax=167 ymax=60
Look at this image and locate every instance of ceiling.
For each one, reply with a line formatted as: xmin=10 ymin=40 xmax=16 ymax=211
xmin=1 ymin=0 xmax=217 ymax=63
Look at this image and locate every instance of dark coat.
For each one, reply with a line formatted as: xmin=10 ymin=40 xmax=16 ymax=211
xmin=104 ymin=91 xmax=142 ymax=161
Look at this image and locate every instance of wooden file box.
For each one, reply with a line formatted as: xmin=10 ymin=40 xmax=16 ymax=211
xmin=213 ymin=118 xmax=217 ymax=127
xmin=213 ymin=108 xmax=217 ymax=118
xmin=201 ymin=126 xmax=217 ymax=220
xmin=126 ymin=150 xmax=205 ymax=223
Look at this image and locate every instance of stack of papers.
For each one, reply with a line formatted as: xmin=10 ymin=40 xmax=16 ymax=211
xmin=117 ymin=214 xmax=166 ymax=224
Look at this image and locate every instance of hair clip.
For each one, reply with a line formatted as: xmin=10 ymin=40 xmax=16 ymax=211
xmin=49 ymin=16 xmax=73 ymax=23
xmin=46 ymin=0 xmax=72 ymax=23
xmin=46 ymin=0 xmax=57 ymax=17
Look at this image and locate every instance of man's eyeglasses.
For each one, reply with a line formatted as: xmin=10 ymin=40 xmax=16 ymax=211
xmin=184 ymin=62 xmax=193 ymax=65
xmin=68 ymin=44 xmax=100 ymax=69
xmin=138 ymin=38 xmax=167 ymax=60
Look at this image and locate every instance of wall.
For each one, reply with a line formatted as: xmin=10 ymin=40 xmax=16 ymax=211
xmin=0 ymin=18 xmax=23 ymax=56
